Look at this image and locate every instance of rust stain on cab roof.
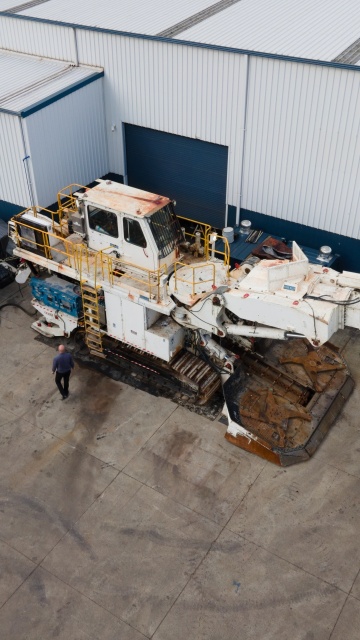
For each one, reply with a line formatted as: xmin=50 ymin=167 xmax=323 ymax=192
xmin=78 ymin=180 xmax=171 ymax=217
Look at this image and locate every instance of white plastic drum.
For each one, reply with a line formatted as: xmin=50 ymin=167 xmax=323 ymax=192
xmin=222 ymin=227 xmax=234 ymax=243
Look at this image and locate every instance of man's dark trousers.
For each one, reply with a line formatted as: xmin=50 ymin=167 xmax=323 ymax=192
xmin=55 ymin=370 xmax=71 ymax=398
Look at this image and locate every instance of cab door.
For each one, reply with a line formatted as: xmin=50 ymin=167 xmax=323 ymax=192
xmin=86 ymin=205 xmax=120 ymax=252
xmin=121 ymin=216 xmax=157 ymax=271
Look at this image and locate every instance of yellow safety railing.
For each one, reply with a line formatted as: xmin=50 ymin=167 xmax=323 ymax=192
xmin=177 ymin=215 xmax=211 ymax=259
xmin=13 ymin=206 xmax=65 ymax=235
xmin=11 ymin=216 xmax=75 ymax=265
xmin=173 ymin=261 xmax=216 ymax=296
xmin=11 ymin=215 xmax=168 ymax=302
xmin=75 ymin=242 xmax=90 ymax=283
xmin=176 ymin=216 xmax=230 ymax=270
xmin=205 ymin=230 xmax=230 ymax=270
xmin=57 ymin=184 xmax=86 ymax=218
xmin=109 ymin=254 xmax=168 ymax=302
xmin=97 ymin=248 xmax=114 ymax=287
xmin=12 ymin=204 xmax=230 ymax=300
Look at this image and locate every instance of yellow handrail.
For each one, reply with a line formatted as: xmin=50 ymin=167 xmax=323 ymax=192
xmin=177 ymin=215 xmax=211 ymax=259
xmin=12 ymin=205 xmax=230 ymax=300
xmin=12 ymin=216 xmax=168 ymax=302
xmin=173 ymin=261 xmax=216 ymax=296
xmin=13 ymin=206 xmax=65 ymax=235
xmin=57 ymin=184 xmax=86 ymax=217
xmin=110 ymin=256 xmax=167 ymax=302
xmin=12 ymin=218 xmax=71 ymax=263
xmin=177 ymin=217 xmax=231 ymax=269
xmin=205 ymin=230 xmax=230 ymax=270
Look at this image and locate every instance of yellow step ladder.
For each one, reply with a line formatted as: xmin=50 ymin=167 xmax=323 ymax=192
xmin=80 ymin=281 xmax=103 ymax=353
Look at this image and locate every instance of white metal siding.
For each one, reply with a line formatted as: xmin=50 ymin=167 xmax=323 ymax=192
xmin=24 ymin=78 xmax=108 ymax=206
xmin=20 ymin=0 xmax=215 ymax=35
xmin=242 ymin=57 xmax=360 ymax=238
xmin=0 ymin=1 xmax=25 ymax=9
xmin=0 ymin=49 xmax=102 ymax=113
xmin=0 ymin=15 xmax=359 ymax=237
xmin=178 ymin=0 xmax=360 ymax=62
xmin=76 ymin=31 xmax=360 ymax=236
xmin=76 ymin=31 xmax=248 ymax=212
xmin=17 ymin=0 xmax=360 ymax=63
xmin=0 ymin=15 xmax=75 ymax=62
xmin=0 ymin=112 xmax=31 ymax=205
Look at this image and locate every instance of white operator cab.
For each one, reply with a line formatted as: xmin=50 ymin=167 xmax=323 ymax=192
xmin=75 ymin=180 xmax=182 ymax=273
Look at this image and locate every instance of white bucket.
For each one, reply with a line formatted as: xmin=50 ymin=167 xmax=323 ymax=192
xmin=222 ymin=227 xmax=234 ymax=244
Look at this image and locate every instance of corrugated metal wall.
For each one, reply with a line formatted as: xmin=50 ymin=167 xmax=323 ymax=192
xmin=0 ymin=14 xmax=76 ymax=62
xmin=76 ymin=31 xmax=248 ymax=214
xmin=0 ymin=112 xmax=31 ymax=206
xmin=176 ymin=0 xmax=360 ymax=62
xmin=23 ymin=79 xmax=109 ymax=206
xmin=242 ymin=57 xmax=360 ymax=238
xmin=0 ymin=15 xmax=359 ymax=238
xmin=24 ymin=78 xmax=109 ymax=206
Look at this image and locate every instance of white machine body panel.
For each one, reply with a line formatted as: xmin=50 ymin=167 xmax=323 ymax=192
xmin=145 ymin=316 xmax=184 ymax=361
xmin=122 ymin=298 xmax=146 ymax=350
xmin=31 ymin=300 xmax=78 ymax=337
xmin=223 ymin=289 xmax=343 ymax=344
xmin=104 ymin=290 xmax=124 ymax=341
xmin=104 ymin=290 xmax=184 ymax=361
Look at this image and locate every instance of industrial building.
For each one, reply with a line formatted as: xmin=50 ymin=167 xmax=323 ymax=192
xmin=0 ymin=0 xmax=359 ymax=267
xmin=2 ymin=5 xmax=360 ymax=639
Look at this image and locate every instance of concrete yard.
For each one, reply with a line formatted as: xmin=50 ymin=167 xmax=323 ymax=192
xmin=1 ymin=280 xmax=360 ymax=640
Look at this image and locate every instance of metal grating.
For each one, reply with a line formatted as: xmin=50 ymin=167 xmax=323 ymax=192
xmin=5 ymin=0 xmax=50 ymax=14
xmin=157 ymin=0 xmax=243 ymax=37
xmin=332 ymin=37 xmax=360 ymax=64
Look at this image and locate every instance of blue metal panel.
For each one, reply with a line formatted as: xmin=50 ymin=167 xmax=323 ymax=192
xmin=227 ymin=204 xmax=236 ymax=227
xmin=30 ymin=276 xmax=82 ymax=317
xmin=218 ymin=233 xmax=339 ymax=270
xmin=240 ymin=209 xmax=360 ymax=273
xmin=124 ymin=124 xmax=228 ymax=228
xmin=0 ymin=199 xmax=24 ymax=222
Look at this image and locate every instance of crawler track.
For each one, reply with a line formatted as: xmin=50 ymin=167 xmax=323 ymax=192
xmin=35 ymin=333 xmax=224 ymax=420
xmin=223 ymin=339 xmax=354 ymax=465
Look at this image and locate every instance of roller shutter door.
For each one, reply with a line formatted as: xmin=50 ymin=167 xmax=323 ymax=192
xmin=124 ymin=124 xmax=228 ymax=228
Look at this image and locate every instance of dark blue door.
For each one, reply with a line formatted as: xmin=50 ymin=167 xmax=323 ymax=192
xmin=124 ymin=124 xmax=228 ymax=228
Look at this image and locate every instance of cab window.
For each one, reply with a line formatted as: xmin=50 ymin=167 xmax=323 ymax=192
xmin=88 ymin=206 xmax=118 ymax=238
xmin=123 ymin=218 xmax=147 ymax=248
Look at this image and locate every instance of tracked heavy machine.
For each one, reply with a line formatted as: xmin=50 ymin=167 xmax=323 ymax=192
xmin=8 ymin=180 xmax=360 ymax=465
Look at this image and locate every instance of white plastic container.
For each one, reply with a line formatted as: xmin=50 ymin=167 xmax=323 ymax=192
xmin=222 ymin=227 xmax=234 ymax=243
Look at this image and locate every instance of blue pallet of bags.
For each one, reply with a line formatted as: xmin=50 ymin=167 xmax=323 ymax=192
xmin=30 ymin=276 xmax=82 ymax=317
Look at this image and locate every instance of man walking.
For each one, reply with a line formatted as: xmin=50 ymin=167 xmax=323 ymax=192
xmin=52 ymin=344 xmax=74 ymax=399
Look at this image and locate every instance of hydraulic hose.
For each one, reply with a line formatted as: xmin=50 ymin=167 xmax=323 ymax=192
xmin=0 ymin=302 xmax=37 ymax=316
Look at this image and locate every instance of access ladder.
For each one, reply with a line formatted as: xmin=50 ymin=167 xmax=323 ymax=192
xmin=80 ymin=281 xmax=103 ymax=353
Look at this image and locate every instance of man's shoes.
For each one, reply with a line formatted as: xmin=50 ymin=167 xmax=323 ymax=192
xmin=61 ymin=394 xmax=69 ymax=400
